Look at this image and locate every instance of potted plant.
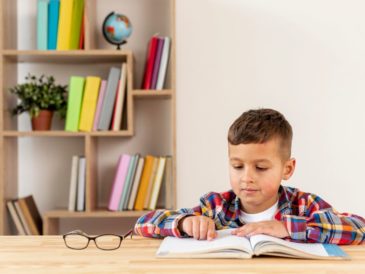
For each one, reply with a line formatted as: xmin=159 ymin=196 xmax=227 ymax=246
xmin=9 ymin=73 xmax=68 ymax=131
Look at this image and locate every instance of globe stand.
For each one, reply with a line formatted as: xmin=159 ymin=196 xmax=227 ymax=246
xmin=116 ymin=41 xmax=127 ymax=50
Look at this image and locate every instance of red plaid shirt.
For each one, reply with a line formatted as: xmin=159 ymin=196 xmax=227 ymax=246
xmin=134 ymin=186 xmax=365 ymax=244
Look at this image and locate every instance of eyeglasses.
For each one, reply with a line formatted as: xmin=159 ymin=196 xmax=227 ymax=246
xmin=63 ymin=229 xmax=133 ymax=251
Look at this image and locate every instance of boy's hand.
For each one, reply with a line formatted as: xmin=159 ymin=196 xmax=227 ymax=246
xmin=231 ymin=220 xmax=290 ymax=238
xmin=178 ymin=215 xmax=217 ymax=241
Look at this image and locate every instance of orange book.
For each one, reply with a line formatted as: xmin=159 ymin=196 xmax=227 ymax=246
xmin=134 ymin=155 xmax=154 ymax=210
xmin=143 ymin=157 xmax=159 ymax=209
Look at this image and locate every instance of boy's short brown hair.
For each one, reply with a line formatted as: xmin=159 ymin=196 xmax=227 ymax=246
xmin=228 ymin=108 xmax=293 ymax=160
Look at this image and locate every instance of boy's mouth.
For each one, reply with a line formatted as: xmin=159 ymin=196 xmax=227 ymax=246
xmin=241 ymin=188 xmax=259 ymax=194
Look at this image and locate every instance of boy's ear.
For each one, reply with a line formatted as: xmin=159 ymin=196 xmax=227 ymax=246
xmin=282 ymin=158 xmax=296 ymax=180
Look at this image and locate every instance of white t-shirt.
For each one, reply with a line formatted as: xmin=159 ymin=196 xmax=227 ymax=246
xmin=240 ymin=201 xmax=279 ymax=223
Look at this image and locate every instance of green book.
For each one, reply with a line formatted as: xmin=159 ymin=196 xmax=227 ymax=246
xmin=69 ymin=0 xmax=84 ymax=49
xmin=65 ymin=76 xmax=85 ymax=132
xmin=118 ymin=154 xmax=138 ymax=211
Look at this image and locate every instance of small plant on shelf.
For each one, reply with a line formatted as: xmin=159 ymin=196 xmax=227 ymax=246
xmin=9 ymin=73 xmax=68 ymax=131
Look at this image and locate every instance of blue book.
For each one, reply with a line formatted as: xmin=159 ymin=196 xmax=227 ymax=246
xmin=37 ymin=0 xmax=49 ymax=50
xmin=48 ymin=0 xmax=60 ymax=50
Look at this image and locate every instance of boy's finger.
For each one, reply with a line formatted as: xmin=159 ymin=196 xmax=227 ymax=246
xmin=192 ymin=218 xmax=200 ymax=240
xmin=199 ymin=220 xmax=208 ymax=240
xmin=207 ymin=221 xmax=216 ymax=240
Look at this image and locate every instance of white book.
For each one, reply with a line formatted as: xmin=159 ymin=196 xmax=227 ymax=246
xmin=68 ymin=155 xmax=79 ymax=211
xmin=111 ymin=62 xmax=127 ymax=131
xmin=7 ymin=201 xmax=26 ymax=235
xmin=77 ymin=157 xmax=86 ymax=211
xmin=156 ymin=37 xmax=171 ymax=90
xmin=156 ymin=228 xmax=349 ymax=260
xmin=148 ymin=157 xmax=166 ymax=210
xmin=127 ymin=157 xmax=145 ymax=210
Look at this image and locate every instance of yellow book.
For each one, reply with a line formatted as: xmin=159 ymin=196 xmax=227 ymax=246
xmin=134 ymin=155 xmax=154 ymax=210
xmin=78 ymin=76 xmax=101 ymax=131
xmin=57 ymin=0 xmax=74 ymax=50
xmin=143 ymin=157 xmax=159 ymax=209
xmin=148 ymin=157 xmax=167 ymax=210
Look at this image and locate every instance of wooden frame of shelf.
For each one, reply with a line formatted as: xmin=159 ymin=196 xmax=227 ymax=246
xmin=0 ymin=0 xmax=176 ymax=235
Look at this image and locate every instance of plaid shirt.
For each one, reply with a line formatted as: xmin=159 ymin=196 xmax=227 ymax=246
xmin=134 ymin=185 xmax=365 ymax=244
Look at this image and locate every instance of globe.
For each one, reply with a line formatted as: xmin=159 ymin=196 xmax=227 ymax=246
xmin=102 ymin=12 xmax=132 ymax=50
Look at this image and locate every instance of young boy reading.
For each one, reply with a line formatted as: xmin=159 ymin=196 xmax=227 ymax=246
xmin=134 ymin=108 xmax=365 ymax=244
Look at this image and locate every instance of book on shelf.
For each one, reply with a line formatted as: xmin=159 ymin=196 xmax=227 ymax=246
xmin=17 ymin=196 xmax=43 ymax=235
xmin=69 ymin=0 xmax=84 ymax=49
xmin=108 ymin=154 xmax=131 ymax=211
xmin=127 ymin=157 xmax=145 ymax=210
xmin=111 ymin=63 xmax=128 ymax=131
xmin=48 ymin=0 xmax=60 ymax=50
xmin=78 ymin=76 xmax=101 ymax=132
xmin=156 ymin=37 xmax=171 ymax=90
xmin=98 ymin=67 xmax=121 ymax=131
xmin=118 ymin=154 xmax=139 ymax=211
xmin=151 ymin=37 xmax=165 ymax=89
xmin=142 ymin=35 xmax=159 ymax=89
xmin=162 ymin=156 xmax=173 ymax=209
xmin=13 ymin=201 xmax=32 ymax=235
xmin=148 ymin=157 xmax=167 ymax=210
xmin=65 ymin=76 xmax=85 ymax=132
xmin=92 ymin=80 xmax=107 ymax=131
xmin=68 ymin=155 xmax=79 ymax=211
xmin=6 ymin=200 xmax=26 ymax=235
xmin=134 ymin=155 xmax=154 ymax=210
xmin=37 ymin=0 xmax=49 ymax=50
xmin=156 ymin=228 xmax=349 ymax=260
xmin=143 ymin=156 xmax=159 ymax=209
xmin=77 ymin=157 xmax=86 ymax=211
xmin=57 ymin=0 xmax=73 ymax=50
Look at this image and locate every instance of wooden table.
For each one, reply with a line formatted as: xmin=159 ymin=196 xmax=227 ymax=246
xmin=0 ymin=236 xmax=364 ymax=274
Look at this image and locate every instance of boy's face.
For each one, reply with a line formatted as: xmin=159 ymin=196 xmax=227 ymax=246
xmin=228 ymin=138 xmax=296 ymax=214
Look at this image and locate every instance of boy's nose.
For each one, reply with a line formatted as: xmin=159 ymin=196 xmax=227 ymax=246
xmin=240 ymin=168 xmax=254 ymax=183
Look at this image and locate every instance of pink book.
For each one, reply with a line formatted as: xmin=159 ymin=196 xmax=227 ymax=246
xmin=92 ymin=80 xmax=107 ymax=131
xmin=108 ymin=154 xmax=131 ymax=211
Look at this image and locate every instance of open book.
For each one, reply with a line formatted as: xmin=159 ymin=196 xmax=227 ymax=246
xmin=156 ymin=229 xmax=349 ymax=260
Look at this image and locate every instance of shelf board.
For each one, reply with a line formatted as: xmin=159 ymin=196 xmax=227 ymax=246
xmin=2 ymin=130 xmax=133 ymax=137
xmin=132 ymin=89 xmax=173 ymax=99
xmin=44 ymin=210 xmax=151 ymax=218
xmin=1 ymin=50 xmax=131 ymax=63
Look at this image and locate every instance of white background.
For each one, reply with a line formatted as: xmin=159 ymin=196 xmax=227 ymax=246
xmin=17 ymin=0 xmax=365 ymax=233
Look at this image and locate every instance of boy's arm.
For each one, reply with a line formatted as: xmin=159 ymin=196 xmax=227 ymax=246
xmin=134 ymin=194 xmax=216 ymax=239
xmin=282 ymin=193 xmax=365 ymax=244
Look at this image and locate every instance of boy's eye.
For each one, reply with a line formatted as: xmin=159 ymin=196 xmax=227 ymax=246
xmin=256 ymin=167 xmax=268 ymax=171
xmin=233 ymin=165 xmax=243 ymax=170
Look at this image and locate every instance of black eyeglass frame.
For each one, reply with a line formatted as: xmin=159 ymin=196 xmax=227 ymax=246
xmin=63 ymin=229 xmax=133 ymax=251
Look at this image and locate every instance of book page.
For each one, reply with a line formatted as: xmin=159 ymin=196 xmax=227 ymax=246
xmin=156 ymin=229 xmax=253 ymax=258
xmin=249 ymin=234 xmax=331 ymax=257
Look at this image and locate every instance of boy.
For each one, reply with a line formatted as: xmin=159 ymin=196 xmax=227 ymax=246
xmin=134 ymin=108 xmax=365 ymax=244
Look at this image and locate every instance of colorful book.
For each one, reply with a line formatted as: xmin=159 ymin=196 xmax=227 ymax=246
xmin=69 ymin=0 xmax=84 ymax=49
xmin=37 ymin=0 xmax=49 ymax=50
xmin=57 ymin=0 xmax=73 ymax=50
xmin=134 ymin=155 xmax=154 ymax=210
xmin=6 ymin=200 xmax=26 ymax=235
xmin=65 ymin=76 xmax=85 ymax=132
xmin=151 ymin=37 xmax=164 ymax=89
xmin=148 ymin=157 xmax=167 ymax=210
xmin=111 ymin=63 xmax=127 ymax=131
xmin=157 ymin=228 xmax=349 ymax=260
xmin=78 ymin=76 xmax=101 ymax=131
xmin=47 ymin=0 xmax=60 ymax=50
xmin=68 ymin=155 xmax=79 ymax=211
xmin=17 ymin=196 xmax=42 ymax=235
xmin=92 ymin=80 xmax=107 ymax=131
xmin=143 ymin=156 xmax=159 ymax=209
xmin=118 ymin=154 xmax=138 ymax=211
xmin=142 ymin=36 xmax=159 ymax=89
xmin=77 ymin=157 xmax=86 ymax=211
xmin=108 ymin=154 xmax=131 ymax=211
xmin=98 ymin=67 xmax=121 ymax=130
xmin=128 ymin=157 xmax=145 ymax=210
xmin=156 ymin=37 xmax=171 ymax=90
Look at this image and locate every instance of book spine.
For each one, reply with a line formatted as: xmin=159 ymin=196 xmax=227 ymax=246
xmin=142 ymin=36 xmax=158 ymax=89
xmin=57 ymin=0 xmax=73 ymax=50
xmin=47 ymin=0 xmax=59 ymax=50
xmin=77 ymin=157 xmax=86 ymax=211
xmin=156 ymin=37 xmax=171 ymax=90
xmin=37 ymin=0 xmax=49 ymax=50
xmin=69 ymin=0 xmax=84 ymax=49
xmin=128 ymin=157 xmax=145 ymax=210
xmin=92 ymin=80 xmax=107 ymax=131
xmin=68 ymin=155 xmax=79 ymax=211
xmin=111 ymin=63 xmax=127 ymax=131
xmin=148 ymin=157 xmax=167 ymax=210
xmin=151 ymin=37 xmax=165 ymax=89
xmin=65 ymin=76 xmax=85 ymax=132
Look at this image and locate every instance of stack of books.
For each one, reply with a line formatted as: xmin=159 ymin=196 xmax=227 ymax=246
xmin=141 ymin=35 xmax=171 ymax=90
xmin=7 ymin=196 xmax=42 ymax=235
xmin=107 ymin=154 xmax=173 ymax=211
xmin=65 ymin=64 xmax=128 ymax=132
xmin=37 ymin=0 xmax=84 ymax=50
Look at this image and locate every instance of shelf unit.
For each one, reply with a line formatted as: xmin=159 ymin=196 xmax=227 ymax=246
xmin=0 ymin=0 xmax=176 ymax=235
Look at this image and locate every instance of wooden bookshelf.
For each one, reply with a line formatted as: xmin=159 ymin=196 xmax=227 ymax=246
xmin=0 ymin=0 xmax=176 ymax=235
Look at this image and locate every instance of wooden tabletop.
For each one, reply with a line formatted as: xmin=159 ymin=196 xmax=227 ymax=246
xmin=0 ymin=236 xmax=364 ymax=274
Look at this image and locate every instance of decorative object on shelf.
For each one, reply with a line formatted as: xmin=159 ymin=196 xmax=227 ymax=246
xmin=9 ymin=73 xmax=68 ymax=131
xmin=102 ymin=12 xmax=132 ymax=50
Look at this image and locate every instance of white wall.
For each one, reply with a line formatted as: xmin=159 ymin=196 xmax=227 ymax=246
xmin=17 ymin=0 xmax=365 ymax=231
xmin=176 ymin=0 xmax=365 ymax=216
